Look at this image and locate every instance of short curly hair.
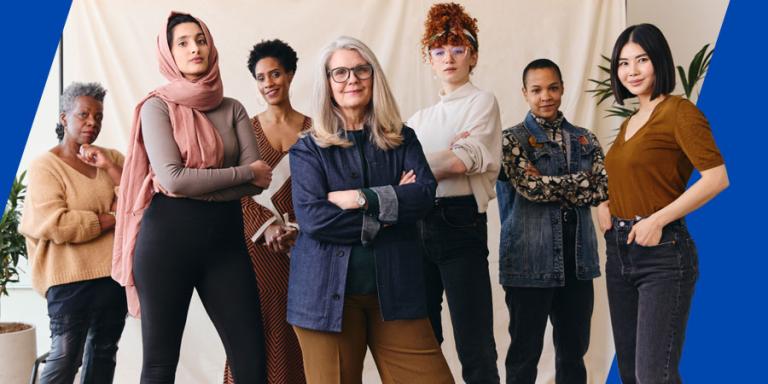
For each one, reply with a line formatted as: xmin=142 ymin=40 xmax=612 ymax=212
xmin=246 ymin=39 xmax=299 ymax=78
xmin=420 ymin=2 xmax=479 ymax=60
xmin=56 ymin=82 xmax=107 ymax=141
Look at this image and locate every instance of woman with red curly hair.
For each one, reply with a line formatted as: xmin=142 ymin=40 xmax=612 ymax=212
xmin=407 ymin=3 xmax=502 ymax=383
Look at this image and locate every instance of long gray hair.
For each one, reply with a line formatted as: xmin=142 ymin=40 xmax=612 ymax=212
xmin=310 ymin=36 xmax=402 ymax=150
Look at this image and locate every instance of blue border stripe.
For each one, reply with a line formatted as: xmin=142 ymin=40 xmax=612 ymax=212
xmin=0 ymin=2 xmax=72 ymax=203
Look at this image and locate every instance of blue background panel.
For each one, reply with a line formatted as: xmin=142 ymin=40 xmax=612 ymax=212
xmin=0 ymin=2 xmax=72 ymax=203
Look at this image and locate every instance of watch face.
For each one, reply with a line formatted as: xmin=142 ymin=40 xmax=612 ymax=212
xmin=357 ymin=191 xmax=366 ymax=207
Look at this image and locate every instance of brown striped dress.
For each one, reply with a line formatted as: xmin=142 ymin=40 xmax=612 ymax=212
xmin=224 ymin=116 xmax=311 ymax=384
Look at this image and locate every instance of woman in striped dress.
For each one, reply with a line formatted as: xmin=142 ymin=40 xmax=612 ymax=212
xmin=224 ymin=39 xmax=309 ymax=384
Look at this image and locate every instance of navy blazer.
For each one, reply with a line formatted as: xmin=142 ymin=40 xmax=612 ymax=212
xmin=287 ymin=125 xmax=436 ymax=332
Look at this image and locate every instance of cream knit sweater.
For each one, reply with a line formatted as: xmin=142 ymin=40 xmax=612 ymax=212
xmin=20 ymin=149 xmax=123 ymax=295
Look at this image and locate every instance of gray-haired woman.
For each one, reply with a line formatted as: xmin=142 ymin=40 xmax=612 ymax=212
xmin=20 ymin=82 xmax=127 ymax=384
xmin=288 ymin=36 xmax=454 ymax=384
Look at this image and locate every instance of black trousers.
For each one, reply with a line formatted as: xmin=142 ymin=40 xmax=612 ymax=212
xmin=133 ymin=195 xmax=266 ymax=384
xmin=39 ymin=307 xmax=126 ymax=384
xmin=419 ymin=196 xmax=500 ymax=384
xmin=504 ymin=209 xmax=594 ymax=384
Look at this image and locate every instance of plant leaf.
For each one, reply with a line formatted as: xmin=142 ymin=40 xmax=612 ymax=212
xmin=677 ymin=65 xmax=691 ymax=98
xmin=0 ymin=173 xmax=28 ymax=297
xmin=687 ymin=46 xmax=706 ymax=96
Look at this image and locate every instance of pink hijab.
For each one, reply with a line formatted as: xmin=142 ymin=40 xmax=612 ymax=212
xmin=113 ymin=12 xmax=224 ymax=317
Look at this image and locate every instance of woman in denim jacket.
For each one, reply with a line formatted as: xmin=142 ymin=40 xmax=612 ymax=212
xmin=497 ymin=59 xmax=608 ymax=383
xmin=288 ymin=36 xmax=453 ymax=384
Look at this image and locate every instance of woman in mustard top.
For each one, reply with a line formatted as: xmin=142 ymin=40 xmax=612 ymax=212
xmin=599 ymin=24 xmax=729 ymax=384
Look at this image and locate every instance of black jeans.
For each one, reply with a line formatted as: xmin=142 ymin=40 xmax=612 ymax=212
xmin=39 ymin=308 xmax=126 ymax=384
xmin=504 ymin=208 xmax=594 ymax=384
xmin=605 ymin=217 xmax=698 ymax=384
xmin=133 ymin=195 xmax=266 ymax=384
xmin=419 ymin=196 xmax=500 ymax=384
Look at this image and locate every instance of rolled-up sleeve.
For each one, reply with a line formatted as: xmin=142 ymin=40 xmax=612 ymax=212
xmin=369 ymin=185 xmax=398 ymax=224
xmin=450 ymin=92 xmax=502 ymax=176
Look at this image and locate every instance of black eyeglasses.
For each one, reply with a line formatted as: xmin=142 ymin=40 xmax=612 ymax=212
xmin=327 ymin=64 xmax=374 ymax=83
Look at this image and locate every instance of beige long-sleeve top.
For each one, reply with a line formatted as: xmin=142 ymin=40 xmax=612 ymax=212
xmin=407 ymin=82 xmax=502 ymax=212
xmin=20 ymin=149 xmax=123 ymax=295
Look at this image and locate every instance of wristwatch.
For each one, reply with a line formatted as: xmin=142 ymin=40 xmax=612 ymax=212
xmin=356 ymin=189 xmax=367 ymax=209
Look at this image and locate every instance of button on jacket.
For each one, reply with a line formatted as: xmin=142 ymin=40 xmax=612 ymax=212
xmin=288 ymin=126 xmax=437 ymax=332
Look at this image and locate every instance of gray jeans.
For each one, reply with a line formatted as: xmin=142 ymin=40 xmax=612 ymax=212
xmin=605 ymin=217 xmax=698 ymax=384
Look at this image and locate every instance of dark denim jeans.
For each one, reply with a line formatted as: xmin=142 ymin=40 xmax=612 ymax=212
xmin=39 ymin=308 xmax=126 ymax=384
xmin=419 ymin=196 xmax=500 ymax=384
xmin=504 ymin=209 xmax=593 ymax=384
xmin=605 ymin=217 xmax=698 ymax=384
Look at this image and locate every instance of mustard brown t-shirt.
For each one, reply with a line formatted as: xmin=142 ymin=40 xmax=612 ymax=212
xmin=605 ymin=95 xmax=724 ymax=219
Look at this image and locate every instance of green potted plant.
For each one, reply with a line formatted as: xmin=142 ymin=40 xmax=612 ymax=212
xmin=587 ymin=44 xmax=714 ymax=141
xmin=1 ymin=171 xmax=28 ymax=299
xmin=0 ymin=171 xmax=37 ymax=384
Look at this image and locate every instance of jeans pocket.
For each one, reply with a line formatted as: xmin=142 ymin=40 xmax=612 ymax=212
xmin=635 ymin=239 xmax=677 ymax=249
xmin=630 ymin=230 xmax=699 ymax=281
xmin=633 ymin=227 xmax=679 ymax=249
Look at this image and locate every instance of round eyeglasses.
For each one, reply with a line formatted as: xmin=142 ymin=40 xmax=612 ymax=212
xmin=429 ymin=46 xmax=469 ymax=60
xmin=327 ymin=64 xmax=374 ymax=83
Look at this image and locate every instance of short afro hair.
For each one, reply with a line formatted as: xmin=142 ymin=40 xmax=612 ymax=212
xmin=246 ymin=39 xmax=298 ymax=78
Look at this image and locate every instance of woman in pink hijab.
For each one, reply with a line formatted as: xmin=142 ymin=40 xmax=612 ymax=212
xmin=113 ymin=12 xmax=271 ymax=383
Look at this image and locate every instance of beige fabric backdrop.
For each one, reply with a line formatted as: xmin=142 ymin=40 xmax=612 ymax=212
xmin=20 ymin=0 xmax=626 ymax=382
